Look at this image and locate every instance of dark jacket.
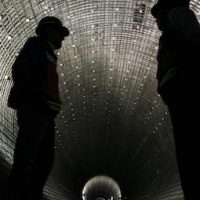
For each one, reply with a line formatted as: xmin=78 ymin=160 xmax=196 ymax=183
xmin=7 ymin=36 xmax=60 ymax=112
xmin=156 ymin=7 xmax=200 ymax=104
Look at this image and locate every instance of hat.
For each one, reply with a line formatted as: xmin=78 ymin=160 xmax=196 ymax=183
xmin=151 ymin=0 xmax=190 ymax=18
xmin=36 ymin=16 xmax=69 ymax=37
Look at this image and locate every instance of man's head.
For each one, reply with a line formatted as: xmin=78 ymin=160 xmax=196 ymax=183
xmin=36 ymin=16 xmax=70 ymax=49
xmin=151 ymin=0 xmax=190 ymax=18
xmin=151 ymin=0 xmax=190 ymax=30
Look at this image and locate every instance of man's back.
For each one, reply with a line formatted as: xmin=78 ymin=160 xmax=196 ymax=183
xmin=8 ymin=36 xmax=54 ymax=110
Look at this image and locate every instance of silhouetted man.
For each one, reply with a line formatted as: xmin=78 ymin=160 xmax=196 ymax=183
xmin=6 ymin=16 xmax=69 ymax=200
xmin=151 ymin=0 xmax=199 ymax=199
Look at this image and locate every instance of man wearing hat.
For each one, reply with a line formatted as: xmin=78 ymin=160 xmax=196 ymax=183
xmin=151 ymin=1 xmax=199 ymax=199
xmin=6 ymin=16 xmax=69 ymax=200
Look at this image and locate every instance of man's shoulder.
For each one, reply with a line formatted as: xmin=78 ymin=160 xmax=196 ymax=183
xmin=25 ymin=36 xmax=43 ymax=47
xmin=21 ymin=36 xmax=47 ymax=54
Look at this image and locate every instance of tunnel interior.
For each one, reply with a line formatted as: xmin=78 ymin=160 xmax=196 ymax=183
xmin=1 ymin=0 xmax=200 ymax=199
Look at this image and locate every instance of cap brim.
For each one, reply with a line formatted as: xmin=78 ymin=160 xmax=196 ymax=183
xmin=61 ymin=26 xmax=70 ymax=37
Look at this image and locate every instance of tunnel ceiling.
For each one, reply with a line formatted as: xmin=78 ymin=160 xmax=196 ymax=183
xmin=1 ymin=0 xmax=200 ymax=199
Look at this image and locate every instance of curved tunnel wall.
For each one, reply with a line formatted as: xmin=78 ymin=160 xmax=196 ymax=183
xmin=1 ymin=0 xmax=200 ymax=199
